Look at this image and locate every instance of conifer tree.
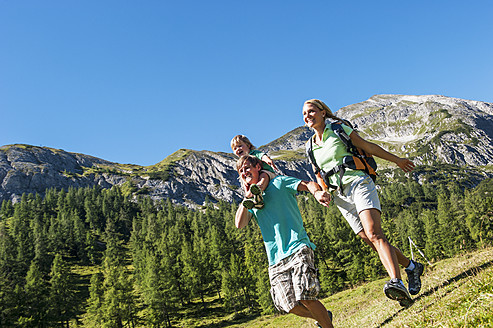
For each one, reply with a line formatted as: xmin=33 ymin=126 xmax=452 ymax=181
xmin=98 ymin=215 xmax=137 ymax=328
xmin=20 ymin=260 xmax=49 ymax=327
xmin=12 ymin=194 xmax=34 ymax=273
xmin=49 ymin=253 xmax=75 ymax=327
xmin=32 ymin=215 xmax=51 ymax=272
xmin=84 ymin=272 xmax=104 ymax=327
xmin=0 ymin=222 xmax=18 ymax=326
xmin=244 ymin=237 xmax=273 ymax=313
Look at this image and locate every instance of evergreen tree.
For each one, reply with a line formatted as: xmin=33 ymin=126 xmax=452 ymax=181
xmin=19 ymin=260 xmax=49 ymax=327
xmin=84 ymin=272 xmax=104 ymax=327
xmin=222 ymin=253 xmax=253 ymax=312
xmin=12 ymin=194 xmax=34 ymax=273
xmin=49 ymin=254 xmax=76 ymax=327
xmin=32 ymin=214 xmax=51 ymax=273
xmin=98 ymin=215 xmax=137 ymax=328
xmin=0 ymin=222 xmax=18 ymax=326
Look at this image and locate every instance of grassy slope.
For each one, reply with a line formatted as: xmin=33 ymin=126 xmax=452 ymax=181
xmin=195 ymin=247 xmax=493 ymax=328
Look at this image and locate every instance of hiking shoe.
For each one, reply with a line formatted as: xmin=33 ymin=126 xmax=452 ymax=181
xmin=315 ymin=310 xmax=333 ymax=327
xmin=384 ymin=278 xmax=413 ymax=307
xmin=242 ymin=198 xmax=264 ymax=210
xmin=250 ymin=184 xmax=264 ymax=203
xmin=406 ymin=260 xmax=424 ymax=295
xmin=242 ymin=199 xmax=255 ymax=209
xmin=253 ymin=200 xmax=264 ymax=209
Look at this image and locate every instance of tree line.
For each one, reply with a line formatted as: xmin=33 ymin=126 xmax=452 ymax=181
xmin=0 ymin=175 xmax=491 ymax=327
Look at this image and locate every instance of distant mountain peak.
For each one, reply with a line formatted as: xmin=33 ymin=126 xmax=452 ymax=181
xmin=1 ymin=95 xmax=492 ymax=206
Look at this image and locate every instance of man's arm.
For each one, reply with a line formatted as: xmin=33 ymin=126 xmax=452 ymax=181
xmin=298 ymin=180 xmax=331 ymax=207
xmin=235 ymin=205 xmax=253 ymax=229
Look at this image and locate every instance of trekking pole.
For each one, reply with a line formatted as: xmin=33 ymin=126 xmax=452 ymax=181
xmin=408 ymin=237 xmax=433 ymax=266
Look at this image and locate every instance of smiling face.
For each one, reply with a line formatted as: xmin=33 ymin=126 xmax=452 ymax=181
xmin=238 ymin=159 xmax=262 ymax=186
xmin=302 ymin=103 xmax=326 ymax=129
xmin=232 ymin=140 xmax=251 ymax=157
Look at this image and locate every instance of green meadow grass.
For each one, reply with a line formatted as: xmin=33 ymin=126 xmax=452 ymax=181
xmin=185 ymin=247 xmax=493 ymax=328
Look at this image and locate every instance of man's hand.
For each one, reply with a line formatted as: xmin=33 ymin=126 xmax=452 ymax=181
xmin=298 ymin=181 xmax=331 ymax=207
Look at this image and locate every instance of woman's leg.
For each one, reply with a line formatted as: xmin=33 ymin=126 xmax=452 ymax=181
xmin=358 ymin=208 xmax=401 ymax=279
xmin=358 ymin=230 xmax=411 ymax=268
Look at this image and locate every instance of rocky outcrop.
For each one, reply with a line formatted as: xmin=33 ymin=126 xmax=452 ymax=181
xmin=335 ymin=95 xmax=493 ymax=166
xmin=0 ymin=145 xmax=123 ymax=202
xmin=1 ymin=95 xmax=492 ymax=207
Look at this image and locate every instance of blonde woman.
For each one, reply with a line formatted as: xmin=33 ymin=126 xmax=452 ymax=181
xmin=302 ymin=99 xmax=423 ymax=307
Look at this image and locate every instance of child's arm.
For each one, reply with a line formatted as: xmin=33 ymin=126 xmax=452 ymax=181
xmin=261 ymin=154 xmax=278 ymax=170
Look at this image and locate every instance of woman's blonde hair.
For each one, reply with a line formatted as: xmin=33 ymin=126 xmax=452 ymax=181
xmin=230 ymin=135 xmax=255 ymax=150
xmin=304 ymin=99 xmax=352 ymax=127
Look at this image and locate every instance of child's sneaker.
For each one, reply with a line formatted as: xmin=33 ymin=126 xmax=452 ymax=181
xmin=250 ymin=184 xmax=263 ymax=203
xmin=242 ymin=198 xmax=264 ymax=210
xmin=406 ymin=260 xmax=424 ymax=295
xmin=384 ymin=278 xmax=413 ymax=307
xmin=242 ymin=199 xmax=255 ymax=209
xmin=315 ymin=310 xmax=333 ymax=327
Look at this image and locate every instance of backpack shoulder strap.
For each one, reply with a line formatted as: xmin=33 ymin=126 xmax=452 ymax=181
xmin=331 ymin=122 xmax=358 ymax=155
xmin=305 ymin=136 xmax=321 ymax=174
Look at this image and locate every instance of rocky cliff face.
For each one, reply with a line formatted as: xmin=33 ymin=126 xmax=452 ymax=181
xmin=1 ymin=95 xmax=492 ymax=206
xmin=0 ymin=145 xmax=128 ymax=203
xmin=335 ymin=95 xmax=493 ymax=167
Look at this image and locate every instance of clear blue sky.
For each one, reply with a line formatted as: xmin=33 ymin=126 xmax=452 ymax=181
xmin=1 ymin=1 xmax=492 ymax=166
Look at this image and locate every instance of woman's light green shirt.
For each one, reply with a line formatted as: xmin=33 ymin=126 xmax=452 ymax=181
xmin=311 ymin=123 xmax=365 ymax=188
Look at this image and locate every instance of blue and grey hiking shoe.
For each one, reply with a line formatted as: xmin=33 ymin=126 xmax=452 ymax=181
xmin=406 ymin=260 xmax=424 ymax=295
xmin=384 ymin=278 xmax=413 ymax=307
xmin=315 ymin=310 xmax=333 ymax=327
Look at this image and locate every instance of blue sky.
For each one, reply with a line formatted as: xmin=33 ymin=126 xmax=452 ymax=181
xmin=1 ymin=1 xmax=492 ymax=166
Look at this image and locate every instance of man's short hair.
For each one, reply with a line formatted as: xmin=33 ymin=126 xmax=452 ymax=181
xmin=236 ymin=155 xmax=262 ymax=173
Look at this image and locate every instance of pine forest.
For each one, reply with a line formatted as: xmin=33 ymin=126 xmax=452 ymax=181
xmin=0 ymin=173 xmax=492 ymax=327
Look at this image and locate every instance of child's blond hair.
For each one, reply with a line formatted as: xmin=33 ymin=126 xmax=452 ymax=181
xmin=230 ymin=135 xmax=255 ymax=151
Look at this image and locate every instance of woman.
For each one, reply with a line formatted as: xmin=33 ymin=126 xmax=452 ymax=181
xmin=302 ymin=99 xmax=424 ymax=307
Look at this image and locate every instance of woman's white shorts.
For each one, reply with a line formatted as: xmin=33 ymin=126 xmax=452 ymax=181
xmin=333 ymin=175 xmax=381 ymax=234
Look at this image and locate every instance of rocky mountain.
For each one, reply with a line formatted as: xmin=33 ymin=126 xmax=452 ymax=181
xmin=1 ymin=95 xmax=492 ymax=207
xmin=337 ymin=94 xmax=493 ymax=166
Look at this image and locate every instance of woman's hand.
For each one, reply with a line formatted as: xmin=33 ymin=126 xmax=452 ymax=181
xmin=314 ymin=190 xmax=332 ymax=207
xmin=396 ymin=158 xmax=415 ymax=172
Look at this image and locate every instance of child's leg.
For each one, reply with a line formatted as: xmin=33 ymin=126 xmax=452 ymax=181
xmin=256 ymin=171 xmax=271 ymax=192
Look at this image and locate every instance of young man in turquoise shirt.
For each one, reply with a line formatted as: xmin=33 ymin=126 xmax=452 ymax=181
xmin=235 ymin=155 xmax=334 ymax=328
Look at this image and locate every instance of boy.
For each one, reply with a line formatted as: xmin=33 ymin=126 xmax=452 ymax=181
xmin=235 ymin=155 xmax=334 ymax=328
xmin=231 ymin=135 xmax=277 ymax=209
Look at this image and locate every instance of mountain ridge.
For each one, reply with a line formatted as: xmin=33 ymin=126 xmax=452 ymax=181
xmin=1 ymin=94 xmax=492 ymax=206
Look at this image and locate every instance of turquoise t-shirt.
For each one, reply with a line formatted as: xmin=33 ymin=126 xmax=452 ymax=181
xmin=311 ymin=123 xmax=365 ymax=188
xmin=249 ymin=149 xmax=275 ymax=173
xmin=249 ymin=175 xmax=316 ymax=266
